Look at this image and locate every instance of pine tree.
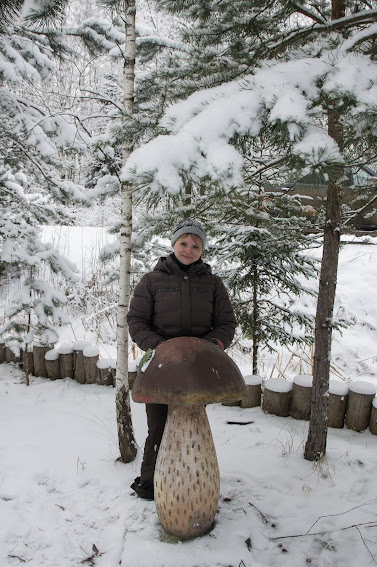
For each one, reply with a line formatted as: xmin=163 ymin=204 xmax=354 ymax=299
xmin=0 ymin=0 xmax=87 ymax=370
xmin=212 ymin=188 xmax=319 ymax=375
xmin=123 ymin=1 xmax=377 ymax=462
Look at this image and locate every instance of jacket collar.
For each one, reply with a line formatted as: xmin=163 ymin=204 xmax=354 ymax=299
xmin=154 ymin=254 xmax=212 ymax=276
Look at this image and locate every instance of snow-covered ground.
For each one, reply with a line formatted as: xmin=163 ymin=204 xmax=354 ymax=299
xmin=2 ymin=363 xmax=377 ymax=567
xmin=1 ymin=234 xmax=377 ymax=567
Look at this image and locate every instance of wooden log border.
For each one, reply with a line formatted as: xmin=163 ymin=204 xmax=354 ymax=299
xmin=1 ymin=350 xmax=377 ymax=434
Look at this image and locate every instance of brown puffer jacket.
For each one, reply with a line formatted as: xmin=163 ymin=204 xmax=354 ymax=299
xmin=127 ymin=254 xmax=236 ymax=351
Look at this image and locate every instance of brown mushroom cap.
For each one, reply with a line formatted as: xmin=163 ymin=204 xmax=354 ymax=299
xmin=132 ymin=336 xmax=246 ymax=405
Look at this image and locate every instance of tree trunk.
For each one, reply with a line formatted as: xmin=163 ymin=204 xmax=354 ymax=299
xmin=115 ymin=0 xmax=137 ymax=463
xmin=252 ymin=265 xmax=259 ymax=375
xmin=304 ymin=0 xmax=345 ymax=462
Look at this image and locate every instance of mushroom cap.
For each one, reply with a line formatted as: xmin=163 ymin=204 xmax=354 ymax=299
xmin=132 ymin=337 xmax=246 ymax=405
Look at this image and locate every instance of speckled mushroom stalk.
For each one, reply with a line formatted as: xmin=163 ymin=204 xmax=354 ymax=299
xmin=154 ymin=404 xmax=220 ymax=539
xmin=132 ymin=337 xmax=246 ymax=540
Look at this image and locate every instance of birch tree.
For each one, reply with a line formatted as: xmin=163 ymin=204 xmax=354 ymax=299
xmin=115 ymin=0 xmax=137 ymax=463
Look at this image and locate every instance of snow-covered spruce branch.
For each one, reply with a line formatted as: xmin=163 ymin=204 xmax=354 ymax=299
xmin=343 ymin=192 xmax=377 ymax=227
xmin=136 ymin=34 xmax=193 ymax=53
xmin=5 ymin=137 xmax=88 ymax=204
xmin=290 ymin=2 xmax=327 ymax=25
xmin=268 ymin=9 xmax=377 ymax=57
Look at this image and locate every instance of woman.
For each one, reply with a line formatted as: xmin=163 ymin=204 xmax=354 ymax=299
xmin=127 ymin=219 xmax=236 ymax=499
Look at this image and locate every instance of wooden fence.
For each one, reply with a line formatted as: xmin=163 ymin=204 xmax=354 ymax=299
xmin=226 ymin=374 xmax=377 ymax=435
xmin=2 ymin=343 xmax=377 ymax=434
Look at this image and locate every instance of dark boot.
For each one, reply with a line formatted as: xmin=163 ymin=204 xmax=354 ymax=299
xmin=130 ymin=476 xmax=154 ymax=500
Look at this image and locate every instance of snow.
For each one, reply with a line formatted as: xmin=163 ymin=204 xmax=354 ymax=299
xmin=45 ymin=349 xmax=59 ymax=361
xmin=348 ymin=380 xmax=377 ymax=396
xmin=244 ymin=374 xmax=262 ymax=386
xmin=2 ymin=361 xmax=377 ymax=567
xmin=97 ymin=358 xmax=116 ymax=370
xmin=72 ymin=340 xmax=92 ymax=351
xmin=57 ymin=342 xmax=74 ymax=355
xmin=265 ymin=377 xmax=293 ymax=393
xmin=293 ymin=375 xmax=313 ymax=388
xmin=329 ymin=380 xmax=349 ymax=396
xmin=83 ymin=346 xmax=99 ymax=358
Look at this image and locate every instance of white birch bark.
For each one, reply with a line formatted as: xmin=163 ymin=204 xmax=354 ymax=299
xmin=115 ymin=0 xmax=137 ymax=463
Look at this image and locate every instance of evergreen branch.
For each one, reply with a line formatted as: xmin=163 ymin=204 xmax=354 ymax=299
xmin=343 ymin=192 xmax=377 ymax=226
xmin=268 ymin=9 xmax=377 ymax=57
xmin=289 ymin=1 xmax=327 ymax=25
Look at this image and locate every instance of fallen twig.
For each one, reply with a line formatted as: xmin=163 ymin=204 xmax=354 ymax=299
xmin=355 ymin=526 xmax=377 ymax=564
xmin=271 ymin=521 xmax=377 ymax=541
xmin=305 ymin=500 xmax=377 ymax=535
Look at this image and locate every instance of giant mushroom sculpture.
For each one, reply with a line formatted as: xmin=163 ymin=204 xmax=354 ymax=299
xmin=132 ymin=336 xmax=246 ymax=539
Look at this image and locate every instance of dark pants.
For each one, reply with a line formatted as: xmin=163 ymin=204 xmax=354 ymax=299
xmin=140 ymin=403 xmax=168 ymax=485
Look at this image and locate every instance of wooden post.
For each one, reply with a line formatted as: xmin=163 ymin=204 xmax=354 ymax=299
xmin=290 ymin=375 xmax=313 ymax=421
xmin=73 ymin=340 xmax=91 ymax=384
xmin=240 ymin=375 xmax=262 ymax=408
xmin=5 ymin=345 xmax=20 ymax=363
xmin=97 ymin=358 xmax=116 ymax=386
xmin=369 ymin=399 xmax=377 ymax=435
xmin=127 ymin=359 xmax=138 ymax=390
xmin=0 ymin=342 xmax=5 ymax=364
xmin=128 ymin=371 xmax=137 ymax=390
xmin=33 ymin=345 xmax=52 ymax=378
xmin=45 ymin=349 xmax=61 ymax=380
xmin=58 ymin=343 xmax=74 ymax=379
xmin=328 ymin=380 xmax=348 ymax=428
xmin=346 ymin=381 xmax=376 ymax=432
xmin=263 ymin=378 xmax=292 ymax=417
xmin=5 ymin=346 xmax=13 ymax=363
xmin=83 ymin=346 xmax=99 ymax=384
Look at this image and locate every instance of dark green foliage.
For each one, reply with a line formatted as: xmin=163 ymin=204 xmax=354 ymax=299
xmin=213 ymin=190 xmax=319 ymax=364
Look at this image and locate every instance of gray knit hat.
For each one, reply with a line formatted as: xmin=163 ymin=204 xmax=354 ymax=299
xmin=171 ymin=219 xmax=207 ymax=250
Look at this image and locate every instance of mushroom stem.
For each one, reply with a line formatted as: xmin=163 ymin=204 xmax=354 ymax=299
xmin=154 ymin=404 xmax=220 ymax=539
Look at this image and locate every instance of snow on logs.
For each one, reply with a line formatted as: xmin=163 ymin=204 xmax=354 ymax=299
xmin=0 ymin=340 xmax=118 ymax=386
xmin=132 ymin=336 xmax=246 ymax=540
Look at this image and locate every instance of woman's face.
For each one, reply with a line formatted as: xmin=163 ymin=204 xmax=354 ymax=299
xmin=173 ymin=234 xmax=203 ymax=265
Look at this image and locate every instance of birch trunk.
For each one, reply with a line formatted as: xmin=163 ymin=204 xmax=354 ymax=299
xmin=304 ymin=0 xmax=344 ymax=462
xmin=115 ymin=0 xmax=137 ymax=463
